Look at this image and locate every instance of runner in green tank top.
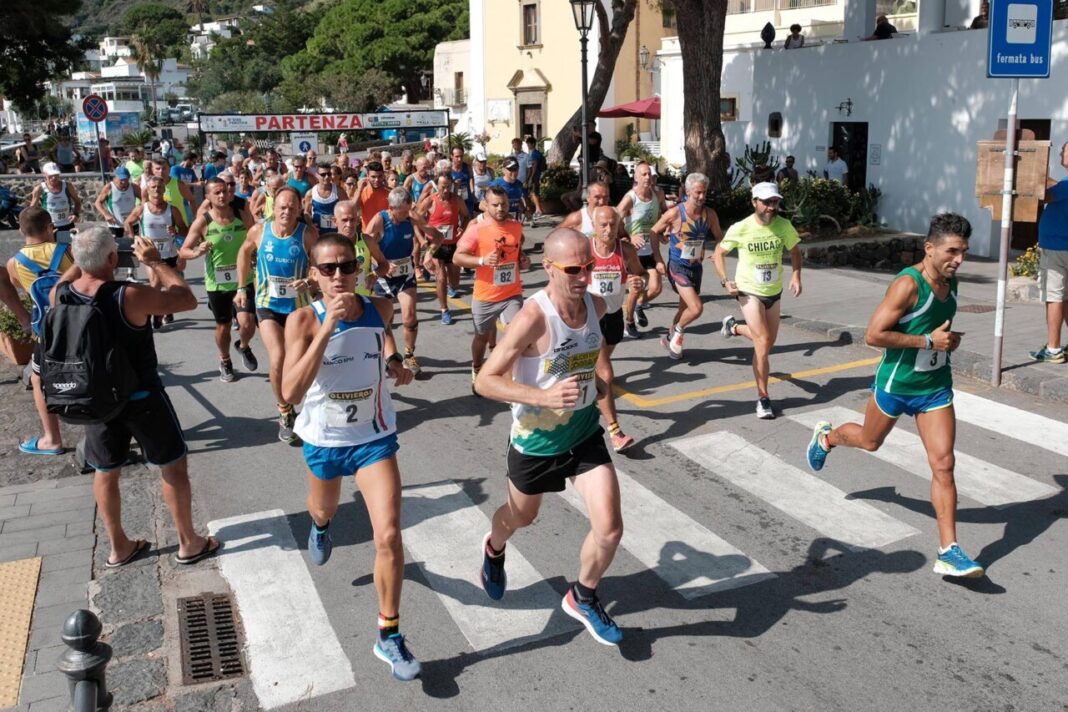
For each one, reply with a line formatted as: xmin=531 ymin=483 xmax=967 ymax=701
xmin=179 ymin=178 xmax=259 ymax=382
xmin=804 ymin=213 xmax=985 ymax=579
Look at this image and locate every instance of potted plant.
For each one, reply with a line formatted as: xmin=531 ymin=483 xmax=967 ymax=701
xmin=538 ymin=164 xmax=579 ymax=215
xmin=0 ymin=295 xmax=33 ymax=366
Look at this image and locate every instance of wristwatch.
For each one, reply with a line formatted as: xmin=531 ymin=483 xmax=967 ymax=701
xmin=720 ymin=278 xmax=729 ymax=287
xmin=386 ymin=353 xmax=403 ymax=367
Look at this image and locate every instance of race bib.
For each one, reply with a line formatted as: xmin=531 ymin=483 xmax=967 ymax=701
xmin=268 ymin=276 xmax=292 ymax=299
xmin=324 ymin=387 xmax=377 ymax=428
xmin=592 ymin=271 xmax=622 ymax=296
xmin=574 ymin=372 xmax=598 ymax=410
xmin=391 ymin=257 xmax=412 ymax=277
xmin=754 ymin=263 xmax=777 ymax=284
xmin=438 ymin=225 xmax=454 ymax=243
xmin=680 ymin=239 xmax=703 ymax=260
xmin=456 ymin=184 xmax=469 ymax=200
xmin=914 ymin=348 xmax=947 ymax=373
xmin=493 ymin=262 xmax=517 ymax=286
xmin=634 ymin=233 xmax=653 ymax=256
xmin=319 ymin=214 xmax=335 ymax=229
xmin=214 ymin=264 xmax=237 ymax=286
xmin=152 ymin=238 xmax=171 ymax=254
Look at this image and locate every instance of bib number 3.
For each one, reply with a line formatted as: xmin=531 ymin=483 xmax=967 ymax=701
xmin=914 ymin=348 xmax=947 ymax=373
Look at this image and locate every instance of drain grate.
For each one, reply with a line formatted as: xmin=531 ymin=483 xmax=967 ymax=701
xmin=957 ymin=304 xmax=996 ymax=313
xmin=177 ymin=593 xmax=245 ymax=685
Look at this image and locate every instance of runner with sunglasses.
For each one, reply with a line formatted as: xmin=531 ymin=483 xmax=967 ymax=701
xmin=280 ymin=233 xmax=422 ymax=680
xmin=304 ymin=168 xmax=341 ymax=234
xmin=453 ymin=185 xmax=530 ymax=393
xmin=474 ymin=226 xmax=624 ymax=647
xmin=713 ymin=182 xmax=803 ymax=419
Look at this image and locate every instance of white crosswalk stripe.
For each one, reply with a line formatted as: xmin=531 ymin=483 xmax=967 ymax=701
xmin=557 ymin=469 xmax=775 ymax=598
xmin=953 ymin=390 xmax=1068 ymax=459
xmin=671 ymin=432 xmax=921 ymax=549
xmin=789 ymin=407 xmax=1058 ymax=506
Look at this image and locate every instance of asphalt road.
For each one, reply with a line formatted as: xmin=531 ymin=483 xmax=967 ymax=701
xmin=4 ymin=225 xmax=1067 ymax=711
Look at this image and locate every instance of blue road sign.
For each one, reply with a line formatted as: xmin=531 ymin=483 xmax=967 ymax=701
xmin=82 ymin=94 xmax=109 ymax=123
xmin=298 ymin=140 xmax=312 ymax=153
xmin=987 ymin=0 xmax=1054 ymax=78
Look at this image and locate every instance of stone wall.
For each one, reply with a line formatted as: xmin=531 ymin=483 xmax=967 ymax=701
xmin=803 ymin=236 xmax=925 ymax=272
xmin=0 ymin=173 xmax=109 ymax=212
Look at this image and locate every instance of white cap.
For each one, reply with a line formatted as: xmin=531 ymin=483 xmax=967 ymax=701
xmin=751 ymin=181 xmax=782 ymax=201
xmin=474 ymin=151 xmax=487 ymax=162
xmin=42 ymin=162 xmax=62 ymax=176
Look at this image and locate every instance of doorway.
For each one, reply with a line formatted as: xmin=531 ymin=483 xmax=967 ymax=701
xmin=520 ymin=103 xmax=543 ymax=141
xmin=831 ymin=121 xmax=868 ymax=193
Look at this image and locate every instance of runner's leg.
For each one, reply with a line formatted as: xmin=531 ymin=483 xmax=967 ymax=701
xmin=356 ymin=456 xmax=404 ymax=619
xmin=570 ymin=464 xmax=623 ymax=589
xmin=914 ymin=405 xmax=959 ymax=549
xmin=826 ymin=394 xmax=898 ymax=451
xmin=488 ymin=481 xmax=543 ymax=551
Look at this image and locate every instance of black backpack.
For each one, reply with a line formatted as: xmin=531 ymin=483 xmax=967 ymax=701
xmin=40 ymin=282 xmax=138 ymax=424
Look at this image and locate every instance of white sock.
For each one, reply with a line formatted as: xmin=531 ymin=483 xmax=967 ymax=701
xmin=938 ymin=542 xmax=958 ymax=555
xmin=1048 ymin=346 xmax=1063 ymax=354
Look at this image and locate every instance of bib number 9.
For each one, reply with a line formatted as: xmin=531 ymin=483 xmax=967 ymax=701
xmin=914 ymin=348 xmax=947 ymax=373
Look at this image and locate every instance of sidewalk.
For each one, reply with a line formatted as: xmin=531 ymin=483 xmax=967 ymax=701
xmin=781 ymin=258 xmax=1068 ymax=401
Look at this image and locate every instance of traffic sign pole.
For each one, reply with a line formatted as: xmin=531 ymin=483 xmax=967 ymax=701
xmin=992 ymin=78 xmax=1019 ymax=388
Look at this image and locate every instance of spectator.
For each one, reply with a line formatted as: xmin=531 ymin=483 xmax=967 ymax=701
xmin=17 ymin=133 xmax=42 ymax=173
xmin=970 ymin=1 xmax=989 ymax=28
xmin=776 ymin=155 xmax=800 ymax=182
xmin=509 ymin=137 xmax=531 ymax=185
xmin=525 ymin=136 xmax=546 ymax=218
xmin=172 ymin=152 xmax=200 ymax=186
xmin=55 ymin=226 xmax=221 ymax=567
xmin=51 ymin=135 xmax=79 ymax=173
xmin=1029 ymin=140 xmax=1068 ymax=363
xmin=336 ymin=133 xmax=348 ymax=154
xmin=97 ymin=138 xmax=113 ymax=173
xmin=865 ymin=14 xmax=898 ymax=40
xmin=125 ymin=147 xmax=146 ymax=182
xmin=824 ymin=147 xmax=849 ymax=184
xmin=784 ymin=24 xmax=805 ymax=49
xmin=202 ymin=151 xmax=227 ymax=181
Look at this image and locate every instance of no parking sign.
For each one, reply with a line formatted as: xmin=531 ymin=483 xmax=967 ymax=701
xmin=290 ymin=132 xmax=318 ymax=155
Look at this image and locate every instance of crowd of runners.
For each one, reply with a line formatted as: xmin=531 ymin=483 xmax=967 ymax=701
xmin=3 ymin=143 xmax=985 ymax=681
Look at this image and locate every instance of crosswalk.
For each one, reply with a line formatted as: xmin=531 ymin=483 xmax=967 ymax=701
xmin=206 ymin=391 xmax=1064 ymax=708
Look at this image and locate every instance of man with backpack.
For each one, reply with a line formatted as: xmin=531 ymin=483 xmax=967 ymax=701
xmin=42 ymin=226 xmax=220 ymax=567
xmin=6 ymin=207 xmax=72 ymax=456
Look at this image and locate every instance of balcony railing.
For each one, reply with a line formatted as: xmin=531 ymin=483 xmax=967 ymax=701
xmin=728 ymin=0 xmax=836 ymax=14
xmin=438 ymin=87 xmax=467 ymax=106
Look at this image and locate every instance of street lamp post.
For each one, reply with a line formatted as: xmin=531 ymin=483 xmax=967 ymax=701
xmin=571 ymin=0 xmax=596 ymax=204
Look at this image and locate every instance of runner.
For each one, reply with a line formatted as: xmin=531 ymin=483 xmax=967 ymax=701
xmin=488 ymin=157 xmax=529 ymax=223
xmin=396 ymin=150 xmax=414 ymax=183
xmin=286 ymin=154 xmax=315 ymax=198
xmin=304 ymin=168 xmax=341 ymax=234
xmin=30 ymin=163 xmax=80 ymax=243
xmin=650 ymin=172 xmax=723 ymax=360
xmin=235 ymin=187 xmax=318 ymax=442
xmin=713 ymin=182 xmax=803 ymax=419
xmin=453 ymin=186 xmax=529 ymax=393
xmin=449 ymin=146 xmax=475 ymax=214
xmin=195 ymin=172 xmax=255 ymax=228
xmin=805 ymin=213 xmax=984 ymax=579
xmin=474 ymin=227 xmax=624 ymax=646
xmin=560 ymin=180 xmax=616 ymax=238
xmin=364 ymin=187 xmax=441 ymax=376
xmin=618 ymin=161 xmax=668 ymax=337
xmin=333 ymin=200 xmax=389 ymax=298
xmin=355 ymin=161 xmax=390 ymax=234
xmin=471 ymin=153 xmax=494 ymax=210
xmin=151 ymin=156 xmax=197 ymax=227
xmin=417 ymin=174 xmax=469 ymax=324
xmin=251 ymin=172 xmax=282 ymax=222
xmin=93 ymin=167 xmax=141 ymax=238
xmin=587 ymin=206 xmax=644 ymax=451
xmin=280 ymin=233 xmax=420 ymax=680
xmin=403 ymin=157 xmax=432 ymax=204
xmin=124 ymin=176 xmax=188 ymax=328
xmin=178 ymin=178 xmax=259 ymax=383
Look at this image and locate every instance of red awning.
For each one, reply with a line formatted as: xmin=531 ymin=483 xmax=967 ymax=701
xmin=597 ymin=96 xmax=661 ymax=119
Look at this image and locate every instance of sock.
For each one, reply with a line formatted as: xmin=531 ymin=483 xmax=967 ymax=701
xmin=485 ymin=537 xmax=505 ymax=558
xmin=572 ymin=581 xmax=596 ymax=603
xmin=404 ymin=348 xmax=414 ymax=357
xmin=313 ymin=519 xmax=330 ymax=534
xmin=607 ymin=421 xmax=621 ymax=436
xmin=938 ymin=542 xmax=958 ymax=555
xmin=1048 ymin=346 xmax=1063 ymax=354
xmin=278 ymin=403 xmax=293 ymax=415
xmin=378 ymin=613 xmax=399 ymax=639
xmin=674 ymin=325 xmax=684 ymax=336
xmin=819 ymin=433 xmax=833 ymax=451
xmin=221 ymin=357 xmax=232 ymax=365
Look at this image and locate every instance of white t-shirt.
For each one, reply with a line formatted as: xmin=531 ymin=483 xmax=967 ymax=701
xmin=825 ymin=158 xmax=848 ymax=183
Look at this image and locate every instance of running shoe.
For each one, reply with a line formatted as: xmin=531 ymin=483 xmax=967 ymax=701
xmin=441 ymin=309 xmax=453 ymax=326
xmin=232 ymin=320 xmax=239 ymax=331
xmin=660 ymin=334 xmax=683 ymax=361
xmin=1028 ymin=346 xmax=1066 ymax=364
xmin=933 ymin=544 xmax=984 ymax=578
xmin=219 ymin=360 xmax=235 ymax=383
xmin=756 ymin=397 xmax=775 ymax=420
xmin=624 ymin=321 xmax=640 ymax=339
xmin=239 ymin=345 xmax=258 ymax=372
xmin=447 ymin=286 xmax=459 ymax=299
xmin=806 ymin=420 xmax=833 ymax=472
xmin=611 ymin=431 xmax=635 ymax=453
xmin=278 ymin=410 xmax=297 ymax=443
xmin=163 ymin=314 xmax=174 ymax=325
xmin=480 ymin=532 xmax=507 ymax=600
xmin=307 ymin=524 xmax=332 ymax=566
xmin=636 ymin=305 xmax=648 ymax=328
xmin=403 ymin=354 xmax=421 ymax=376
xmin=373 ymin=634 xmax=421 ymax=681
xmin=721 ymin=315 xmax=737 ymax=338
xmin=471 ymin=368 xmax=481 ymax=397
xmin=561 ymin=589 xmax=623 ymax=646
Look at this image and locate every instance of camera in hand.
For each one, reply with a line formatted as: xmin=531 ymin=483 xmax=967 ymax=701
xmin=116 ymin=237 xmax=139 ymax=270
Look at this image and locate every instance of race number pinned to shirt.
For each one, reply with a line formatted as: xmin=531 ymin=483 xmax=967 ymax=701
xmin=754 ymin=262 xmax=777 ymax=284
xmin=391 ymin=256 xmax=412 ymax=277
xmin=268 ymin=276 xmax=293 ymax=299
xmin=493 ymin=262 xmax=517 ymax=286
xmin=319 ymin=214 xmax=335 ymax=229
xmin=914 ymin=348 xmax=947 ymax=373
xmin=592 ymin=271 xmax=621 ymax=296
xmin=325 ymin=387 xmax=376 ymax=428
xmin=680 ymin=239 xmax=703 ymax=260
xmin=215 ymin=264 xmax=237 ymax=286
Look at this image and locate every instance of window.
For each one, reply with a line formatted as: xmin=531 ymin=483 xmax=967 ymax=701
xmin=768 ymin=112 xmax=783 ymax=138
xmin=454 ymin=72 xmax=464 ymax=91
xmin=662 ymin=3 xmax=677 ymax=27
xmin=521 ymin=2 xmax=540 ymax=46
xmin=720 ymin=98 xmax=738 ymax=121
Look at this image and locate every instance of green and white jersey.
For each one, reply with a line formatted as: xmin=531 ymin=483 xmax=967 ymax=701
xmin=873 ymin=267 xmax=957 ymax=396
xmin=203 ymin=213 xmax=248 ymax=292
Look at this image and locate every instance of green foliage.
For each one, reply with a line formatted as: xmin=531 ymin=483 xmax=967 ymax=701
xmin=121 ymin=4 xmax=188 ymax=54
xmin=732 ymin=141 xmax=779 ymax=188
xmin=1011 ymin=245 xmax=1041 ymax=278
xmin=1 ymin=0 xmax=89 ymax=109
xmin=447 ymin=132 xmax=473 ymax=152
xmin=276 ymin=67 xmax=396 ymax=114
xmin=848 ymin=183 xmax=883 ymax=226
xmin=779 ymin=177 xmax=854 ymax=232
xmin=711 ymin=186 xmax=753 ymax=231
xmin=123 ymin=128 xmax=157 ymax=148
xmin=0 ymin=295 xmax=32 ymax=342
xmin=539 ymin=164 xmax=579 ymax=202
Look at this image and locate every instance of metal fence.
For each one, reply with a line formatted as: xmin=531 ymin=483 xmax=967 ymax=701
xmin=728 ymin=0 xmax=837 ymax=14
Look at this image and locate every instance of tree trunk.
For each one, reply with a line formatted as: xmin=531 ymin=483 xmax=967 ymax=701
xmin=673 ymin=0 xmax=731 ymax=192
xmin=545 ymin=0 xmax=637 ymax=166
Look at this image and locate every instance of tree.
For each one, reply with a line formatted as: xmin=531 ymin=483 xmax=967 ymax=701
xmin=545 ymin=1 xmax=637 ymax=167
xmin=130 ymin=34 xmax=165 ymax=121
xmin=0 ymin=0 xmax=88 ymax=109
xmin=120 ymin=4 xmax=188 ymax=56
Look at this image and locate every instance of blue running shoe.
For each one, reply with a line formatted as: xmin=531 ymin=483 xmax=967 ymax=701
xmin=636 ymin=304 xmax=648 ymax=328
xmin=447 ymin=286 xmax=459 ymax=299
xmin=933 ymin=543 xmax=984 ymax=578
xmin=561 ymin=590 xmax=623 ymax=646
xmin=806 ymin=420 xmax=832 ymax=472
xmin=307 ymin=524 xmax=332 ymax=566
xmin=442 ymin=309 xmax=453 ymax=325
xmin=373 ymin=633 xmax=421 ymax=681
xmin=480 ymin=532 xmax=506 ymax=600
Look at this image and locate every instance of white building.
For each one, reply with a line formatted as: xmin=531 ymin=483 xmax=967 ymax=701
xmin=100 ymin=57 xmax=191 ymax=103
xmin=98 ymin=36 xmax=133 ymax=63
xmin=432 ymin=40 xmax=472 ymax=136
xmin=189 ymin=17 xmax=242 ymax=59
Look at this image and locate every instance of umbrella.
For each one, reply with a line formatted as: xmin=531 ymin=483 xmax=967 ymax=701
xmin=597 ymin=96 xmax=661 ymax=119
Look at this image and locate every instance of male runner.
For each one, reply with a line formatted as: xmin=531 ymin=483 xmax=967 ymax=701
xmin=179 ymin=178 xmax=258 ymax=383
xmin=560 ymin=181 xmax=617 ymax=238
xmin=618 ymin=161 xmax=668 ymax=337
xmin=355 ymin=161 xmax=390 ymax=234
xmin=304 ymin=168 xmax=341 ymax=234
xmin=235 ymin=187 xmax=318 ymax=442
xmin=124 ymin=176 xmax=188 ymax=328
xmin=805 ymin=213 xmax=983 ymax=578
xmin=449 ymin=146 xmax=475 ymax=214
xmin=30 ymin=163 xmax=80 ymax=243
xmin=475 ymin=227 xmax=624 ymax=646
xmin=713 ymin=182 xmax=802 ymax=419
xmin=153 ymin=157 xmax=196 ymax=226
xmin=417 ymin=174 xmax=469 ymax=324
xmin=286 ymin=154 xmax=315 ymax=198
xmin=650 ymin=172 xmax=723 ymax=360
xmin=453 ymin=186 xmax=529 ymax=392
xmin=333 ymin=200 xmax=389 ymax=297
xmin=403 ymin=157 xmax=432 ymax=204
xmin=281 ymin=233 xmax=420 ymax=681
xmin=94 ymin=167 xmax=141 ymax=238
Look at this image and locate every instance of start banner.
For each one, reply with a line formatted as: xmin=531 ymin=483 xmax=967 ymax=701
xmin=199 ymin=110 xmax=449 ymax=133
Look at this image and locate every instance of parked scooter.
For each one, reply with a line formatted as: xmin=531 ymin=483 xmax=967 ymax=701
xmin=0 ymin=185 xmax=22 ymax=229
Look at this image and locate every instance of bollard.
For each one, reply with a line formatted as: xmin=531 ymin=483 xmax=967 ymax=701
xmin=57 ymin=610 xmax=113 ymax=712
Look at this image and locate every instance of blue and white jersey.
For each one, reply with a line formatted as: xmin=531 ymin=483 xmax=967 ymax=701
xmin=310 ymin=184 xmax=339 ymax=234
xmin=254 ymin=220 xmax=309 ymax=312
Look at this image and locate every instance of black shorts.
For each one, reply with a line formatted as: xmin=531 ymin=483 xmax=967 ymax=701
xmin=506 ymin=428 xmax=611 ymax=495
xmin=738 ymin=290 xmax=782 ymax=309
xmin=207 ymin=286 xmax=254 ymax=324
xmin=434 ymin=244 xmax=457 ymax=265
xmin=374 ymin=274 xmax=417 ymax=298
xmin=639 ymin=254 xmax=657 ymax=271
xmin=599 ymin=309 xmax=624 ymax=346
xmin=255 ymin=307 xmax=290 ymax=326
xmin=84 ymin=390 xmax=187 ymax=470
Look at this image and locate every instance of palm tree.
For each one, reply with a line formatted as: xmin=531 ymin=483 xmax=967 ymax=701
xmin=187 ymin=0 xmax=210 ymax=26
xmin=130 ymin=33 xmax=165 ymax=122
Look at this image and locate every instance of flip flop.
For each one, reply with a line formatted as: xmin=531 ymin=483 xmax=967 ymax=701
xmin=105 ymin=539 xmax=150 ymax=568
xmin=18 ymin=437 xmax=64 ymax=456
xmin=174 ymin=536 xmax=222 ymax=566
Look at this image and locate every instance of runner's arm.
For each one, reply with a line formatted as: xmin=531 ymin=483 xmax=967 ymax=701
xmin=712 ymin=242 xmax=737 ymax=294
xmin=280 ymin=307 xmax=327 ymax=404
xmin=788 ymin=244 xmax=803 ymax=297
xmin=373 ymin=297 xmax=414 ymax=386
xmin=124 ymin=205 xmax=143 ymax=236
xmin=616 ymin=193 xmax=633 ymax=218
xmin=171 ymin=206 xmax=188 ymax=237
xmin=177 ymin=217 xmax=208 ymax=260
xmin=475 ymin=302 xmax=551 ymax=405
xmin=0 ymin=267 xmax=30 ymax=332
xmin=178 ymin=181 xmax=197 ymax=210
xmin=302 ymin=192 xmax=314 ymax=223
xmin=650 ymin=206 xmax=677 ymax=244
xmin=124 ymin=237 xmax=197 ymax=319
xmin=93 ymin=183 xmax=113 ymax=222
xmin=451 ymin=224 xmax=480 ymax=269
xmin=235 ymin=225 xmax=262 ymax=297
xmin=366 ymin=238 xmax=390 ymax=279
xmin=865 ymin=276 xmax=950 ymax=350
xmin=68 ymin=183 xmax=82 ymax=221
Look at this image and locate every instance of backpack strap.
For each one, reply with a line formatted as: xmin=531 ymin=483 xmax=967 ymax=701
xmin=14 ymin=250 xmax=45 ymax=276
xmin=47 ymin=243 xmax=68 ymax=272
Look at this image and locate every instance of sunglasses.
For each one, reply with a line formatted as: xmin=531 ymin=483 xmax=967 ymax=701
xmin=546 ymin=258 xmax=596 ymax=275
xmin=759 ymin=198 xmax=781 ymax=206
xmin=315 ymin=259 xmax=361 ymax=276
